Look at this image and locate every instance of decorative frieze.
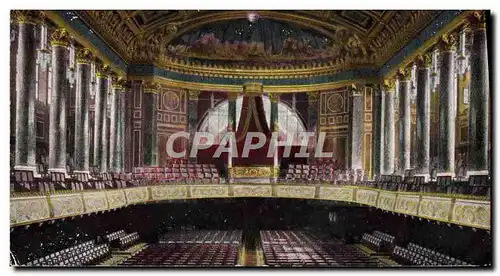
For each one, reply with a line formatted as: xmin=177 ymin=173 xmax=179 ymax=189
xmin=49 ymin=194 xmax=84 ymax=218
xmin=232 ymin=185 xmax=272 ymax=197
xmin=276 ymin=186 xmax=316 ymax=199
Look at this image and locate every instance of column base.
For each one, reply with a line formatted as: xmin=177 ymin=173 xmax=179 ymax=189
xmin=48 ymin=168 xmax=68 ymax=178
xmin=414 ymin=173 xmax=430 ymax=182
xmin=13 ymin=165 xmax=37 ymax=172
xmin=467 ymin=170 xmax=489 ymax=177
xmin=13 ymin=165 xmax=40 ymax=178
xmin=436 ymin=172 xmax=455 ymax=178
xmin=73 ymin=170 xmax=90 ymax=175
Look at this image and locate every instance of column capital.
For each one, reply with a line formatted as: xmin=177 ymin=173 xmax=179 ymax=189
xmin=188 ymin=90 xmax=201 ymax=100
xmin=268 ymin=92 xmax=280 ymax=103
xmin=76 ymin=48 xmax=95 ymax=64
xmin=467 ymin=10 xmax=487 ymax=30
xmin=50 ymin=28 xmax=71 ymax=47
xmin=397 ymin=66 xmax=413 ymax=81
xmin=348 ymin=84 xmax=362 ymax=96
xmin=111 ymin=76 xmax=126 ymax=90
xmin=142 ymin=81 xmax=160 ymax=94
xmin=227 ymin=93 xmax=239 ymax=101
xmin=96 ymin=64 xmax=112 ymax=78
xmin=11 ymin=10 xmax=45 ymax=24
xmin=382 ymin=79 xmax=395 ymax=92
xmin=415 ymin=53 xmax=432 ymax=69
xmin=438 ymin=33 xmax=457 ymax=52
xmin=307 ymin=91 xmax=319 ymax=101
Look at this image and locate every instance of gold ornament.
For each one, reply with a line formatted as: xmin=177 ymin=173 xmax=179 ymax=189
xmin=416 ymin=53 xmax=432 ymax=69
xmin=439 ymin=33 xmax=457 ymax=52
xmin=75 ymin=48 xmax=94 ymax=64
xmin=95 ymin=64 xmax=111 ymax=78
xmin=143 ymin=81 xmax=160 ymax=93
xmin=11 ymin=10 xmax=44 ymax=24
xmin=50 ymin=28 xmax=70 ymax=47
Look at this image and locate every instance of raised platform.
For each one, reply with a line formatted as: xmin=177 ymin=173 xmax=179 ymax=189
xmin=10 ymin=184 xmax=490 ymax=230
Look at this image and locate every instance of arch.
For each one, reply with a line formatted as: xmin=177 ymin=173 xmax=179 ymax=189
xmin=198 ymin=95 xmax=306 ymax=144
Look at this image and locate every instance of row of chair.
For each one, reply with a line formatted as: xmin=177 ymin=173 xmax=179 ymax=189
xmin=112 ymin=232 xmax=140 ymax=250
xmin=23 ymin=241 xmax=111 ymax=267
xmin=261 ymin=230 xmax=381 ymax=267
xmin=159 ymin=230 xmax=242 ymax=244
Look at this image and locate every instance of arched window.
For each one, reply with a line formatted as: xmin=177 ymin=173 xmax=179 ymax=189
xmin=198 ymin=95 xmax=306 ymax=144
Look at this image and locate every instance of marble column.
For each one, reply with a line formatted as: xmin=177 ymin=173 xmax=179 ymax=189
xmin=228 ymin=93 xmax=237 ymax=132
xmin=269 ymin=93 xmax=280 ymax=182
xmin=349 ymin=85 xmax=363 ymax=170
xmin=187 ymin=90 xmax=200 ymax=163
xmin=467 ymin=12 xmax=489 ymax=176
xmin=415 ymin=54 xmax=432 ymax=179
xmin=227 ymin=93 xmax=238 ymax=182
xmin=109 ymin=77 xmax=124 ymax=172
xmin=93 ymin=64 xmax=111 ymax=171
xmin=12 ymin=11 xmax=39 ymax=172
xmin=142 ymin=81 xmax=159 ymax=166
xmin=372 ymin=85 xmax=384 ymax=178
xmin=48 ymin=29 xmax=70 ymax=174
xmin=397 ymin=68 xmax=412 ymax=175
xmin=73 ymin=48 xmax=93 ymax=173
xmin=306 ymin=91 xmax=318 ymax=164
xmin=437 ymin=34 xmax=457 ymax=177
xmin=382 ymin=80 xmax=396 ymax=175
xmin=118 ymin=84 xmax=126 ymax=171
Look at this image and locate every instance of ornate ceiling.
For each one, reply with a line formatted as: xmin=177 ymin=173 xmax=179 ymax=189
xmin=75 ymin=10 xmax=440 ymax=72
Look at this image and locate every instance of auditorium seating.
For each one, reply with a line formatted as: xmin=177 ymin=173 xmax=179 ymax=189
xmin=23 ymin=241 xmax=111 ymax=267
xmin=131 ymin=164 xmax=220 ymax=185
xmin=119 ymin=230 xmax=242 ymax=267
xmin=392 ymin=243 xmax=470 ymax=266
xmin=105 ymin=230 xmax=140 ymax=250
xmin=119 ymin=243 xmax=239 ymax=267
xmin=282 ymin=164 xmax=335 ymax=184
xmin=361 ymin=230 xmax=396 ymax=252
xmin=261 ymin=230 xmax=380 ymax=267
xmin=159 ymin=230 xmax=242 ymax=244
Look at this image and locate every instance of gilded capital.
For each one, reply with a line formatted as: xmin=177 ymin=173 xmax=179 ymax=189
xmin=243 ymin=82 xmax=263 ymax=95
xmin=188 ymin=90 xmax=201 ymax=100
xmin=397 ymin=66 xmax=412 ymax=81
xmin=227 ymin=93 xmax=239 ymax=101
xmin=11 ymin=10 xmax=44 ymax=24
xmin=307 ymin=91 xmax=319 ymax=101
xmin=143 ymin=81 xmax=160 ymax=93
xmin=96 ymin=64 xmax=111 ymax=78
xmin=467 ymin=10 xmax=487 ymax=30
xmin=268 ymin=93 xmax=280 ymax=103
xmin=348 ymin=84 xmax=361 ymax=96
xmin=439 ymin=33 xmax=457 ymax=52
xmin=50 ymin=28 xmax=70 ymax=47
xmin=416 ymin=53 xmax=432 ymax=69
xmin=382 ymin=79 xmax=395 ymax=92
xmin=111 ymin=76 xmax=125 ymax=90
xmin=76 ymin=48 xmax=94 ymax=64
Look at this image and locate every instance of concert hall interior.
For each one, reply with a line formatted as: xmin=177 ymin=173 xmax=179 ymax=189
xmin=9 ymin=10 xmax=491 ymax=268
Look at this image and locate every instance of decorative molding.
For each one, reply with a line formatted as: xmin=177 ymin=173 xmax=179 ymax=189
xmin=276 ymin=186 xmax=316 ymax=199
xmin=318 ymin=186 xmax=355 ymax=202
xmin=49 ymin=194 xmax=84 ymax=218
xmin=50 ymin=28 xmax=71 ymax=47
xmin=150 ymin=185 xmax=188 ymax=200
xmin=356 ymin=188 xmax=379 ymax=206
xmin=418 ymin=196 xmax=453 ymax=222
xmin=9 ymin=185 xmax=491 ymax=230
xmin=232 ymin=185 xmax=272 ymax=197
